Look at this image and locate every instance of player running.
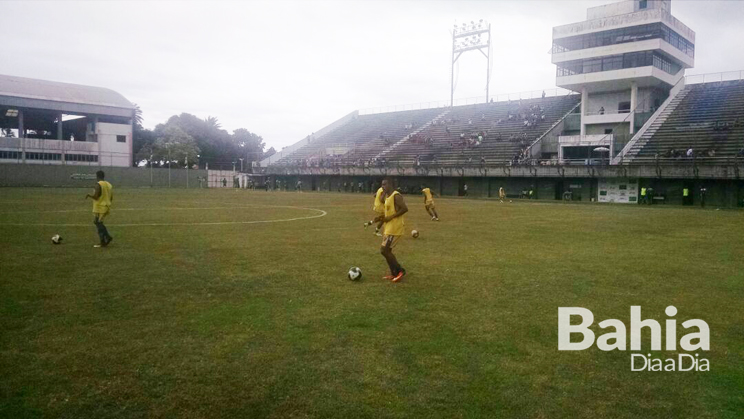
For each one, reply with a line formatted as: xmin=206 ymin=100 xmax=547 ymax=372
xmin=85 ymin=170 xmax=113 ymax=248
xmin=421 ymin=185 xmax=440 ymax=221
xmin=373 ymin=178 xmax=408 ymax=282
xmin=364 ymin=184 xmax=385 ymax=236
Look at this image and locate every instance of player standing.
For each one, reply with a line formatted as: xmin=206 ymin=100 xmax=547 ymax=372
xmin=374 ymin=178 xmax=408 ymax=282
xmin=364 ymin=185 xmax=385 ymax=236
xmin=421 ymin=185 xmax=440 ymax=221
xmin=85 ymin=170 xmax=113 ymax=248
xmin=499 ymin=186 xmax=506 ymax=203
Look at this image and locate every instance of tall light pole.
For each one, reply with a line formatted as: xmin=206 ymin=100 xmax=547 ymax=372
xmin=186 ymin=155 xmax=189 ymax=189
xmin=239 ymin=158 xmax=244 ymax=172
xmin=450 ymin=19 xmax=492 ymax=107
xmin=149 ymin=153 xmax=153 ymax=187
xmin=232 ymin=161 xmax=236 ymax=172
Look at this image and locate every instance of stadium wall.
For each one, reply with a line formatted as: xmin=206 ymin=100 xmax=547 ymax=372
xmin=0 ymin=164 xmax=206 ymax=188
xmin=266 ymin=174 xmax=743 ymax=207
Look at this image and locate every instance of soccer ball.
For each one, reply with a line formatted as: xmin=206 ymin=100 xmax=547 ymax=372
xmin=348 ymin=267 xmax=362 ymax=281
xmin=51 ymin=234 xmax=63 ymax=244
xmin=411 ymin=230 xmax=419 ymax=238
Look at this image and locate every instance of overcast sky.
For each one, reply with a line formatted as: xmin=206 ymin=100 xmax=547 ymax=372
xmin=2 ymin=0 xmax=743 ymax=151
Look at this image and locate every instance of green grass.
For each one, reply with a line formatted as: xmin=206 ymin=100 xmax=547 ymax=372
xmin=1 ymin=188 xmax=742 ymax=418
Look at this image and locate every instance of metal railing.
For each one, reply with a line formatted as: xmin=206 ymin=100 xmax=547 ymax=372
xmin=685 ymin=70 xmax=744 ymax=85
xmin=358 ymin=88 xmax=578 ymax=115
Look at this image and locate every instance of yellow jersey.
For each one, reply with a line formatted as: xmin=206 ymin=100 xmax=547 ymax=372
xmin=383 ymin=191 xmax=405 ymax=236
xmin=93 ymin=181 xmax=113 ymax=213
xmin=499 ymin=187 xmax=505 ymax=198
xmin=422 ymin=188 xmax=433 ymax=204
xmin=374 ymin=187 xmax=385 ymax=213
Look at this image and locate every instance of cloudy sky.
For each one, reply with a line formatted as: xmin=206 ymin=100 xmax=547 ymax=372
xmin=1 ymin=0 xmax=743 ymax=151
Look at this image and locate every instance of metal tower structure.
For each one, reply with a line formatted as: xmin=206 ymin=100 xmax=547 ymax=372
xmin=450 ymin=19 xmax=491 ymax=107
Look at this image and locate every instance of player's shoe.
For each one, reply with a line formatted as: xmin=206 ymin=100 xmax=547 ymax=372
xmin=382 ymin=275 xmax=394 ymax=280
xmin=435 ymin=218 xmax=440 ymax=221
xmin=392 ymin=269 xmax=406 ymax=282
xmin=431 ymin=216 xmax=436 ymax=221
xmin=93 ymin=244 xmax=103 ymax=248
xmin=364 ymin=221 xmax=372 ymax=228
xmin=374 ymin=228 xmax=382 ymax=237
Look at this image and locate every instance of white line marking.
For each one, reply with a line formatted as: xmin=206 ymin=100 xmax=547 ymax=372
xmin=0 ymin=206 xmax=327 ymax=227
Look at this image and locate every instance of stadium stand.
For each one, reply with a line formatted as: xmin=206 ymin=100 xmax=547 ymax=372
xmin=274 ymin=108 xmax=442 ymax=166
xmin=628 ymin=80 xmax=744 ymax=163
xmin=272 ymin=95 xmax=580 ymax=167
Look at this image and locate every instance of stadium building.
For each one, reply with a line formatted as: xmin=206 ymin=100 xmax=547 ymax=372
xmin=258 ymin=0 xmax=743 ymax=207
xmin=0 ymin=74 xmax=135 ymax=167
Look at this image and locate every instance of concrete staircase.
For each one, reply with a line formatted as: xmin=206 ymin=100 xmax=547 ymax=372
xmin=374 ymin=109 xmax=450 ymax=160
xmin=613 ymin=83 xmax=690 ymax=164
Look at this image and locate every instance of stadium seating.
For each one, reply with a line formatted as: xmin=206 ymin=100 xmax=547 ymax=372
xmin=273 ymin=95 xmax=580 ymax=167
xmin=274 ymin=108 xmax=443 ymax=166
xmin=630 ymin=80 xmax=744 ymax=164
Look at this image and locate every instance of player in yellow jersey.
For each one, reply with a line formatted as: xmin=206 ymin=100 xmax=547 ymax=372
xmin=372 ymin=178 xmax=408 ymax=282
xmin=499 ymin=186 xmax=506 ymax=203
xmin=363 ymin=185 xmax=386 ymax=236
xmin=85 ymin=170 xmax=114 ymax=248
xmin=420 ymin=185 xmax=440 ymax=221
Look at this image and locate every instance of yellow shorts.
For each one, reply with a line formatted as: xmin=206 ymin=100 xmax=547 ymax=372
xmin=381 ymin=234 xmax=401 ymax=249
xmin=93 ymin=209 xmax=109 ymax=222
xmin=374 ymin=207 xmax=384 ymax=215
xmin=425 ymin=201 xmax=435 ymax=209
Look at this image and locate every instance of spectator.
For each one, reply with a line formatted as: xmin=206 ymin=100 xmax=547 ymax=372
xmin=542 ymin=90 xmax=546 ymax=98
xmin=599 ymin=107 xmax=605 ymax=115
xmin=463 ymin=184 xmax=468 ymax=196
xmin=687 ymin=148 xmax=694 ymax=158
xmin=699 ymin=187 xmax=707 ymax=208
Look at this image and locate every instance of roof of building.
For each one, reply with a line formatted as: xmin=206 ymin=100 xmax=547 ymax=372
xmin=0 ymin=74 xmax=134 ymax=110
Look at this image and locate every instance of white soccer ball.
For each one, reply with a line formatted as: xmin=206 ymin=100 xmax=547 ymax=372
xmin=51 ymin=234 xmax=63 ymax=245
xmin=411 ymin=230 xmax=419 ymax=238
xmin=348 ymin=267 xmax=362 ymax=281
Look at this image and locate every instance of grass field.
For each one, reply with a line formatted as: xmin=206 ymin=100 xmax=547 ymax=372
xmin=1 ymin=187 xmax=743 ymax=418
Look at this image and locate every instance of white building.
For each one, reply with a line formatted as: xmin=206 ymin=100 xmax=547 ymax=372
xmin=552 ymin=0 xmax=694 ymax=162
xmin=0 ymin=74 xmax=135 ymax=167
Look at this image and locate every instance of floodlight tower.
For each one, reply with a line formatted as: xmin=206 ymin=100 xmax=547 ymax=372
xmin=450 ymin=19 xmax=492 ymax=107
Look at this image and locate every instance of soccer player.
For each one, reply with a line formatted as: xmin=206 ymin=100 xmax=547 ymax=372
xmin=374 ymin=178 xmax=408 ymax=282
xmin=364 ymin=185 xmax=386 ymax=236
xmin=85 ymin=170 xmax=113 ymax=248
xmin=499 ymin=186 xmax=506 ymax=203
xmin=421 ymin=185 xmax=439 ymax=221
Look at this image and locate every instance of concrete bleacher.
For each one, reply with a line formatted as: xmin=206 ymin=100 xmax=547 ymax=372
xmin=273 ymin=95 xmax=580 ymax=167
xmin=631 ymin=80 xmax=744 ymax=163
xmin=380 ymin=95 xmax=580 ymax=166
xmin=274 ymin=108 xmax=443 ymax=165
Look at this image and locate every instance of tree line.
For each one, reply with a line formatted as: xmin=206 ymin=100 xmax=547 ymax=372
xmin=132 ymin=105 xmax=275 ymax=171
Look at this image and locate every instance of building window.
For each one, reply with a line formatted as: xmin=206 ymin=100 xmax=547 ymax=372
xmin=618 ymin=102 xmax=631 ymax=113
xmin=639 ymin=0 xmax=648 ymax=9
xmin=552 ymin=22 xmax=693 ymax=58
xmin=117 ymin=135 xmax=126 ymax=143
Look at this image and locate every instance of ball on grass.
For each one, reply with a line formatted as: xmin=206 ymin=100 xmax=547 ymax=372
xmin=348 ymin=267 xmax=362 ymax=281
xmin=411 ymin=230 xmax=419 ymax=238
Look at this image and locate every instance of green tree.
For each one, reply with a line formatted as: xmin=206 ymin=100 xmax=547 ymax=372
xmin=152 ymin=125 xmax=200 ymax=168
